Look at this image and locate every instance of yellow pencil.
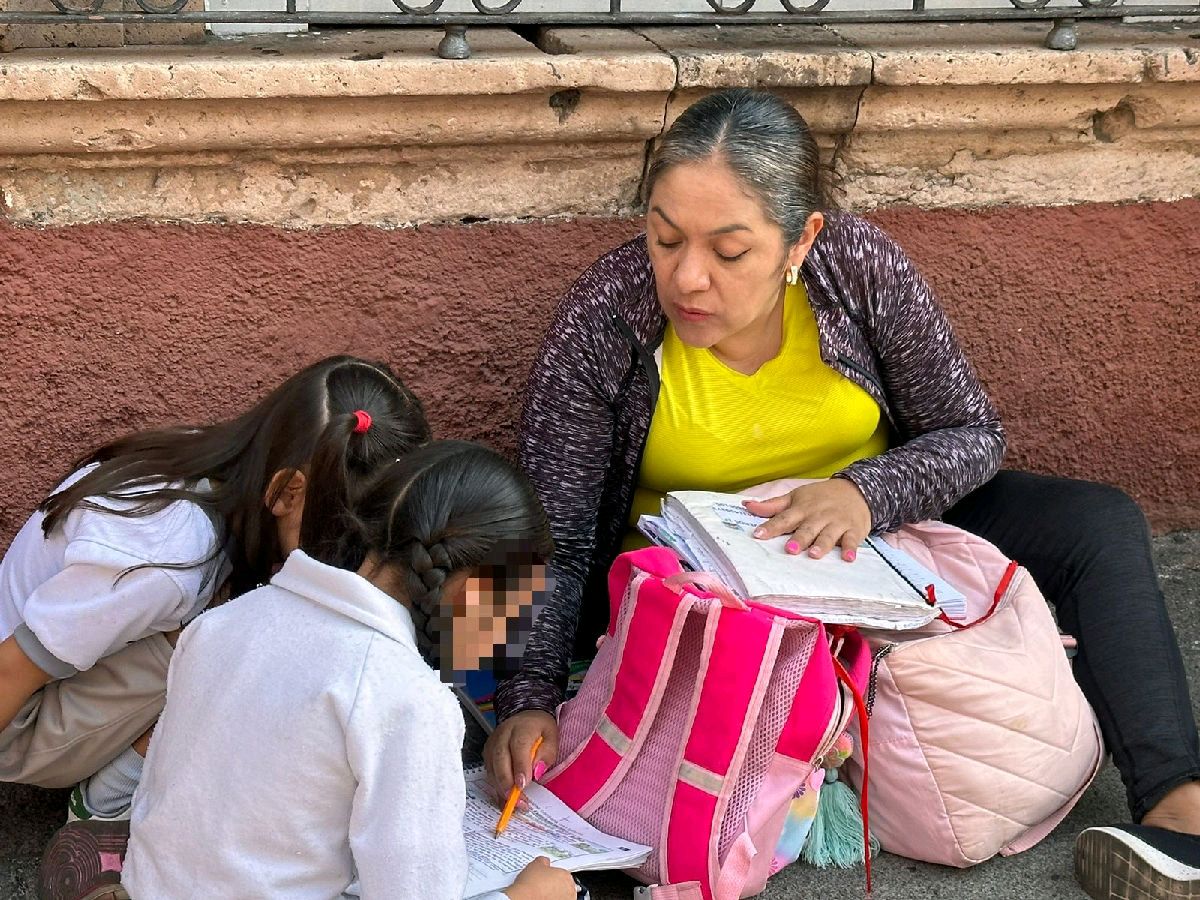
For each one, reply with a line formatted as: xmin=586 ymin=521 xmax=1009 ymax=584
xmin=495 ymin=736 xmax=544 ymax=838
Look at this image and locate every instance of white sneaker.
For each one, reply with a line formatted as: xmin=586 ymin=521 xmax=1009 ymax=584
xmin=66 ymin=783 xmax=131 ymax=825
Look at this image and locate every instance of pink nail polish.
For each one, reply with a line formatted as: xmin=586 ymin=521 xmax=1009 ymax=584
xmin=754 ymin=528 xmax=766 ymax=539
xmin=516 ymin=774 xmax=527 ymax=789
xmin=532 ymin=761 xmax=547 ymax=782
xmin=845 ymin=549 xmax=857 ymax=562
xmin=785 ymin=541 xmax=800 ymax=554
xmin=809 ymin=547 xmax=822 ymax=558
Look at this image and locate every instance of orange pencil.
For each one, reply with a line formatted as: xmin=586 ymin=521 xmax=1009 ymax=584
xmin=494 ymin=736 xmax=544 ymax=838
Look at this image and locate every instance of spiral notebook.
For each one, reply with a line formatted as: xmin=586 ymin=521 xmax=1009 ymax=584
xmin=638 ymin=490 xmax=966 ymax=630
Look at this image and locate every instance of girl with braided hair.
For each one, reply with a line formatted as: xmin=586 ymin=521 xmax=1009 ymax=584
xmin=121 ymin=440 xmax=576 ymax=900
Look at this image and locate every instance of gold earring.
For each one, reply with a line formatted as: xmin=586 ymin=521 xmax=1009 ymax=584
xmin=785 ymin=265 xmax=800 ymax=286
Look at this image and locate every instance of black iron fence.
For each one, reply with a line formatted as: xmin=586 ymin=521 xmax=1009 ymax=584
xmin=2 ymin=0 xmax=1198 ymax=58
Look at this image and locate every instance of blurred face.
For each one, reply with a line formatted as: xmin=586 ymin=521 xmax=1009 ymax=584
xmin=647 ymin=156 xmax=822 ymax=357
xmin=447 ymin=563 xmax=548 ymax=674
xmin=361 ymin=553 xmax=551 ymax=683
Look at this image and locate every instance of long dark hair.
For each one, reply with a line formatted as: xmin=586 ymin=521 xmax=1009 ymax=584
xmin=307 ymin=440 xmax=553 ymax=669
xmin=41 ymin=356 xmax=431 ymax=597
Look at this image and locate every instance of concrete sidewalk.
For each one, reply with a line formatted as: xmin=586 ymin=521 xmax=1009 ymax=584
xmin=3 ymin=532 xmax=1198 ymax=899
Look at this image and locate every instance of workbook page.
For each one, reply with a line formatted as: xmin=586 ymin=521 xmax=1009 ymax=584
xmin=463 ymin=768 xmax=651 ymax=897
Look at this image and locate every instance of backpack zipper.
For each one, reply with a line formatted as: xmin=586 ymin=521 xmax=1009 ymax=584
xmin=865 ymin=643 xmax=895 ymax=717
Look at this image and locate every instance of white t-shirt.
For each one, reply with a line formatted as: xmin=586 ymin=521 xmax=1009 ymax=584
xmin=0 ymin=467 xmax=226 ymax=674
xmin=123 ymin=550 xmax=504 ymax=900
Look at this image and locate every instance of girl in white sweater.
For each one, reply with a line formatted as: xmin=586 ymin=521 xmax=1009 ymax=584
xmin=121 ymin=440 xmax=575 ymax=900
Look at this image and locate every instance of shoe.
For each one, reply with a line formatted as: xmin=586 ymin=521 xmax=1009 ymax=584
xmin=37 ymin=820 xmax=130 ymax=900
xmin=66 ymin=784 xmax=131 ymax=825
xmin=1076 ymin=824 xmax=1200 ymax=900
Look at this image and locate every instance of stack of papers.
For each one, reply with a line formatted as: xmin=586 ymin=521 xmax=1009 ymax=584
xmin=638 ymin=490 xmax=966 ymax=630
xmin=464 ymin=767 xmax=650 ymax=898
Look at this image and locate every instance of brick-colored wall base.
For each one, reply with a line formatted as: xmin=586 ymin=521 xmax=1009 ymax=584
xmin=1 ymin=198 xmax=1196 ymax=545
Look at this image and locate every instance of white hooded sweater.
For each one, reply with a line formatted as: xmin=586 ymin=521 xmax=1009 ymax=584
xmin=123 ymin=550 xmax=502 ymax=900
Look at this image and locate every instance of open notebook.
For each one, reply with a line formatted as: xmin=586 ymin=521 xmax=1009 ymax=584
xmin=464 ymin=767 xmax=650 ymax=898
xmin=638 ymin=490 xmax=966 ymax=630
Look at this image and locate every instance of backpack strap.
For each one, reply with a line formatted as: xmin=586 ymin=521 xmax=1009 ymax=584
xmin=661 ymin=602 xmax=785 ymax=900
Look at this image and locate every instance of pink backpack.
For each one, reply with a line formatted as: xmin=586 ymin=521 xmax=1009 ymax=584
xmin=543 ymin=546 xmax=872 ymax=900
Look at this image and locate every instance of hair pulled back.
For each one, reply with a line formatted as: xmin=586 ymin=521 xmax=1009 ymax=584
xmin=42 ymin=355 xmax=431 ymax=597
xmin=312 ymin=440 xmax=553 ymax=668
xmin=645 ymin=88 xmax=829 ymax=245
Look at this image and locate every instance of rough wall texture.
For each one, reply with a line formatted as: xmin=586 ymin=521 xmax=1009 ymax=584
xmin=0 ymin=199 xmax=1196 ymax=549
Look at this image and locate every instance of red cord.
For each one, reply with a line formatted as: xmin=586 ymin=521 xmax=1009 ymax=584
xmin=936 ymin=560 xmax=1019 ymax=631
xmin=832 ymin=653 xmax=872 ymax=894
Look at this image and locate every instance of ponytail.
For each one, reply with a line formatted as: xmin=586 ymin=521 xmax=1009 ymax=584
xmin=297 ymin=410 xmax=368 ymax=569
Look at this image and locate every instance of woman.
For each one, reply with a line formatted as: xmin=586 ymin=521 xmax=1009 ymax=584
xmin=484 ymin=88 xmax=1200 ymax=898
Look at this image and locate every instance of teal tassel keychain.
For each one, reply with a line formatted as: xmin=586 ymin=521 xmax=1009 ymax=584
xmin=802 ymin=734 xmax=879 ymax=869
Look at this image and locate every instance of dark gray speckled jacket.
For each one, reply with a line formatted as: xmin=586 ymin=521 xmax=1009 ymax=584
xmin=495 ymin=213 xmax=1006 ymax=720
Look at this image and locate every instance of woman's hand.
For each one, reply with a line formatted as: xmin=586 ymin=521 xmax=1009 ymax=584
xmin=504 ymin=857 xmax=577 ymax=900
xmin=742 ymin=478 xmax=872 ymax=561
xmin=484 ymin=710 xmax=559 ymax=799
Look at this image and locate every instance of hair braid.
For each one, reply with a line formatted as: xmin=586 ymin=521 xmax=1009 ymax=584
xmin=402 ymin=538 xmax=452 ymax=665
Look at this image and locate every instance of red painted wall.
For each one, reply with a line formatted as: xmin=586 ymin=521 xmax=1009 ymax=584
xmin=0 ymin=199 xmax=1196 ymax=548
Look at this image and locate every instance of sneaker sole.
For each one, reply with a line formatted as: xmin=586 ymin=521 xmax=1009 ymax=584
xmin=1077 ymin=827 xmax=1200 ymax=900
xmin=37 ymin=821 xmax=129 ymax=900
xmin=74 ymin=890 xmax=128 ymax=900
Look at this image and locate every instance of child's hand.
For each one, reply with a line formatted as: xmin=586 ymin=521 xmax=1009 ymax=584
xmin=485 ymin=710 xmax=558 ymax=798
xmin=503 ymin=857 xmax=577 ymax=900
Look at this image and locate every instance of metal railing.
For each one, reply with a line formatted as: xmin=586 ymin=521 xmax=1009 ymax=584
xmin=2 ymin=0 xmax=1198 ymax=58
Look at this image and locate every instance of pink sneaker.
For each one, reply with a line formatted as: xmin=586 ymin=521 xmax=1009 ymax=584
xmin=37 ymin=820 xmax=129 ymax=900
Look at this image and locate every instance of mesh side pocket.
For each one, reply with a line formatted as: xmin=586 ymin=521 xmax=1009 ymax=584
xmin=587 ymin=611 xmax=708 ymax=879
xmin=718 ymin=623 xmax=819 ymax=860
xmin=556 ymin=577 xmax=642 ymax=759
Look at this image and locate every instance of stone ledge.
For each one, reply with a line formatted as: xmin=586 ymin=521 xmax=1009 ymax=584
xmin=833 ymin=21 xmax=1200 ymax=85
xmin=0 ymin=27 xmax=676 ymax=101
xmin=1 ymin=22 xmax=1199 ymax=225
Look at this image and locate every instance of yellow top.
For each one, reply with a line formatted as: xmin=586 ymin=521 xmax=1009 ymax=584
xmin=626 ymin=282 xmax=889 ymax=549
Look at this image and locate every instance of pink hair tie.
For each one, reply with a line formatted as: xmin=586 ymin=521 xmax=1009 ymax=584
xmin=352 ymin=410 xmax=372 ymax=434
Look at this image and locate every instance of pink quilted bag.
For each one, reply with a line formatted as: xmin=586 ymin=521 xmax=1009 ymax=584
xmin=543 ymin=546 xmax=872 ymax=900
xmin=842 ymin=520 xmax=1104 ymax=867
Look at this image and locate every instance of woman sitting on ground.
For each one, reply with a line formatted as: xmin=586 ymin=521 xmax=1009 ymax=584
xmin=484 ymin=87 xmax=1200 ymax=900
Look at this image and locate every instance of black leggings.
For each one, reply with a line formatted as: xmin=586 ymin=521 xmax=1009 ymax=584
xmin=943 ymin=470 xmax=1200 ymax=822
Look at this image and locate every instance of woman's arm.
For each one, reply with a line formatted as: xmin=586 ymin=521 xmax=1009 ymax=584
xmin=0 ymin=634 xmax=51 ymax=732
xmin=494 ymin=291 xmax=619 ymax=721
xmin=834 ymin=219 xmax=1006 ymax=533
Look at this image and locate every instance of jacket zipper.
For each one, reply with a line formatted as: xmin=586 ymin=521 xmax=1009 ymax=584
xmin=613 ymin=314 xmax=664 ymax=549
xmin=836 ymin=353 xmax=885 ymax=399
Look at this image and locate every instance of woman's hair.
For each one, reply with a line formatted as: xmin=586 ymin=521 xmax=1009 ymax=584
xmin=41 ymin=356 xmax=431 ymax=597
xmin=644 ymin=87 xmax=829 ymax=244
xmin=308 ymin=439 xmax=553 ymax=669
